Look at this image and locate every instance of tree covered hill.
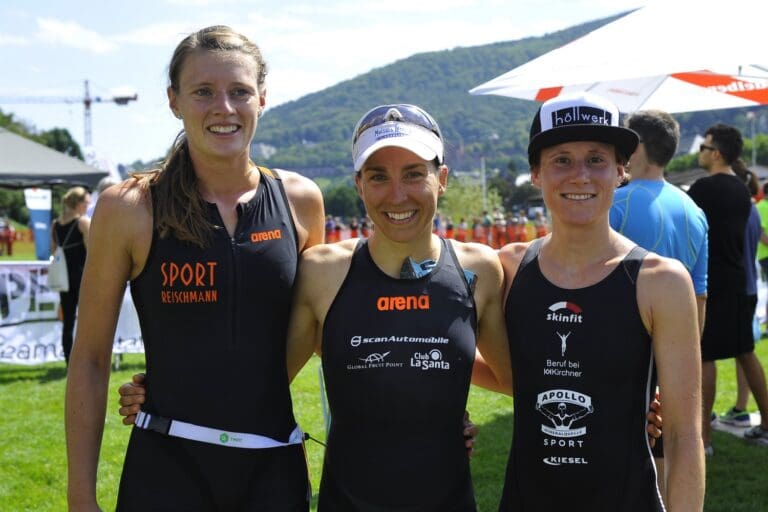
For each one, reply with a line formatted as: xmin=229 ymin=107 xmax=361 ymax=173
xmin=254 ymin=11 xmax=767 ymax=179
xmin=254 ymin=14 xmax=626 ymax=177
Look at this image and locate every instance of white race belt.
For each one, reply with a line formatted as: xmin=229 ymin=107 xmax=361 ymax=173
xmin=135 ymin=410 xmax=304 ymax=449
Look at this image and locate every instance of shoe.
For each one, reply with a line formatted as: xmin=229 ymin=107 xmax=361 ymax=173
xmin=744 ymin=425 xmax=768 ymax=443
xmin=719 ymin=407 xmax=752 ymax=427
xmin=704 ymin=444 xmax=714 ymax=457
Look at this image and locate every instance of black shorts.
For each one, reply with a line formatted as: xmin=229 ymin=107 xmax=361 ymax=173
xmin=117 ymin=427 xmax=310 ymax=511
xmin=701 ymin=292 xmax=757 ymax=361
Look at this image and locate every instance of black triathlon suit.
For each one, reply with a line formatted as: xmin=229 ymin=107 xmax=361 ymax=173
xmin=117 ymin=168 xmax=309 ymax=511
xmin=500 ymin=239 xmax=663 ymax=512
xmin=319 ymin=239 xmax=477 ymax=511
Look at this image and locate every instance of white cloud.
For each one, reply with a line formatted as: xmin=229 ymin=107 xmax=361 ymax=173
xmin=35 ymin=18 xmax=118 ymax=54
xmin=112 ymin=22 xmax=200 ymax=46
xmin=164 ymin=0 xmax=241 ymax=5
xmin=0 ymin=33 xmax=29 ymax=45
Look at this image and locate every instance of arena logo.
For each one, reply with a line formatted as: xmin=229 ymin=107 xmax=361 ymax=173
xmin=250 ymin=229 xmax=282 ymax=243
xmin=546 ymin=301 xmax=583 ymax=324
xmin=410 ymin=349 xmax=450 ymax=371
xmin=376 ymin=294 xmax=430 ymax=311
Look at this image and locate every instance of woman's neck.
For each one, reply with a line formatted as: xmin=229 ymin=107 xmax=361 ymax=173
xmin=367 ymin=231 xmax=441 ymax=278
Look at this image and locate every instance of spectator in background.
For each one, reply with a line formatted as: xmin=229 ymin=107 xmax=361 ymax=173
xmin=688 ymin=123 xmax=768 ymax=451
xmin=755 ymin=182 xmax=768 ymax=330
xmin=610 ymin=110 xmax=708 ymax=334
xmin=50 ymin=186 xmax=91 ymax=365
xmin=85 ymin=176 xmax=120 ymax=218
xmin=609 ymin=109 xmax=708 ymax=499
xmin=348 ymin=217 xmax=359 ymax=238
xmin=456 ymin=217 xmax=468 ymax=242
xmin=718 ymin=159 xmax=767 ymax=428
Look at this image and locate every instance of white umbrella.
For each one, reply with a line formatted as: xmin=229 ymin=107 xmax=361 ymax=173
xmin=470 ymin=0 xmax=768 ymax=113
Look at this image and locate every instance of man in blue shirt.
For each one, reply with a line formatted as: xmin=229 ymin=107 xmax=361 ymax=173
xmin=611 ymin=110 xmax=708 ymax=327
xmin=610 ymin=110 xmax=708 ymax=498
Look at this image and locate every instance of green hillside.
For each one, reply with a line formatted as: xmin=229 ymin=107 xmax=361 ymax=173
xmin=253 ymin=14 xmax=624 ymax=177
xmin=254 ymin=12 xmax=767 ymax=179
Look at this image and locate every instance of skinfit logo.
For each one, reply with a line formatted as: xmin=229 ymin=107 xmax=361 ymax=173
xmin=546 ymin=301 xmax=583 ymax=323
xmin=376 ymin=294 xmax=430 ymax=311
xmin=410 ymin=349 xmax=450 ymax=370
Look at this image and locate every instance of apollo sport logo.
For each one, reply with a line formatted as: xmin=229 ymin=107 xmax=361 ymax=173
xmin=546 ymin=302 xmax=583 ymax=323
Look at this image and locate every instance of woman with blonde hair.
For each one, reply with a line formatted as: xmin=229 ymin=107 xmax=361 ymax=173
xmin=50 ymin=186 xmax=91 ymax=365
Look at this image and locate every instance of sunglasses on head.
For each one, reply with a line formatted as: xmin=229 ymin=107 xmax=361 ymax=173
xmin=352 ymin=104 xmax=443 ymax=146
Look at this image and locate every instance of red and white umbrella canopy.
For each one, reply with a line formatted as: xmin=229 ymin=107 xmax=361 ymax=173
xmin=470 ymin=1 xmax=768 ymax=113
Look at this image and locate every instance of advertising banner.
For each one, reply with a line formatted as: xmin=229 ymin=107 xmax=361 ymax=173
xmin=0 ymin=262 xmax=142 ymax=365
xmin=23 ymin=188 xmax=52 ymax=261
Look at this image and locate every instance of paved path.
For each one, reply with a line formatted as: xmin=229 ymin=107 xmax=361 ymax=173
xmin=712 ymin=413 xmax=768 ymax=446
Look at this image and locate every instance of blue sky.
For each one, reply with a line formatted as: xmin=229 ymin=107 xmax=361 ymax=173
xmin=0 ymin=0 xmax=641 ymax=168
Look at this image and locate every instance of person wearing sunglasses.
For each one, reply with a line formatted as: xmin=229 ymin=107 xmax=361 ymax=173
xmin=496 ymin=93 xmax=704 ymax=510
xmin=689 ymin=123 xmax=768 ymax=450
xmin=65 ymin=26 xmax=325 ymax=511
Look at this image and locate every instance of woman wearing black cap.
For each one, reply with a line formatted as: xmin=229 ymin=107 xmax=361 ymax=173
xmin=496 ymin=93 xmax=704 ymax=511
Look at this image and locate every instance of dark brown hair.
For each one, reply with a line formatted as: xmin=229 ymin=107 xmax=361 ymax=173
xmin=137 ymin=26 xmax=267 ymax=247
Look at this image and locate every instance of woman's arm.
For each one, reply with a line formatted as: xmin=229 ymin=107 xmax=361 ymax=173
xmin=464 ymin=244 xmax=513 ymax=395
xmin=65 ymin=184 xmax=148 ymax=510
xmin=286 ymin=242 xmax=354 ymax=382
xmin=639 ymin=255 xmax=704 ymax=511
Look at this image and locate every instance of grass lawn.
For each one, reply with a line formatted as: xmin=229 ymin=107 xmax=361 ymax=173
xmin=1 ymin=343 xmax=767 ymax=511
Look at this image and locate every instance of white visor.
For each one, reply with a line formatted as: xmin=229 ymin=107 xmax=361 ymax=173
xmin=352 ymin=121 xmax=444 ymax=171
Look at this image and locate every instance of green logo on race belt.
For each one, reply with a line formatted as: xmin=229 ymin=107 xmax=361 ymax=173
xmin=219 ymin=433 xmax=229 ymax=443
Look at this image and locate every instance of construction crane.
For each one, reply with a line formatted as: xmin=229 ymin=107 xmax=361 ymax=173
xmin=0 ymin=79 xmax=137 ymax=147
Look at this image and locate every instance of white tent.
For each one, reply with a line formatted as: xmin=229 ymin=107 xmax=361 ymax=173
xmin=0 ymin=127 xmax=107 ymax=189
xmin=470 ymin=1 xmax=768 ymax=113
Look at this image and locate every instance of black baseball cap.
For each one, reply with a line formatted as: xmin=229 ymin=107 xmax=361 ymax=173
xmin=528 ymin=92 xmax=639 ymax=165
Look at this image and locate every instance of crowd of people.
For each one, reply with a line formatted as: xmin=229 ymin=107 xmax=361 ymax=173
xmin=57 ymin=23 xmax=768 ymax=512
xmin=324 ymin=208 xmax=550 ymax=248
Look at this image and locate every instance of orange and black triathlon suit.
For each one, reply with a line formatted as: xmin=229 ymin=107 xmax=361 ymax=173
xmin=319 ymin=238 xmax=478 ymax=511
xmin=117 ymin=168 xmax=309 ymax=511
